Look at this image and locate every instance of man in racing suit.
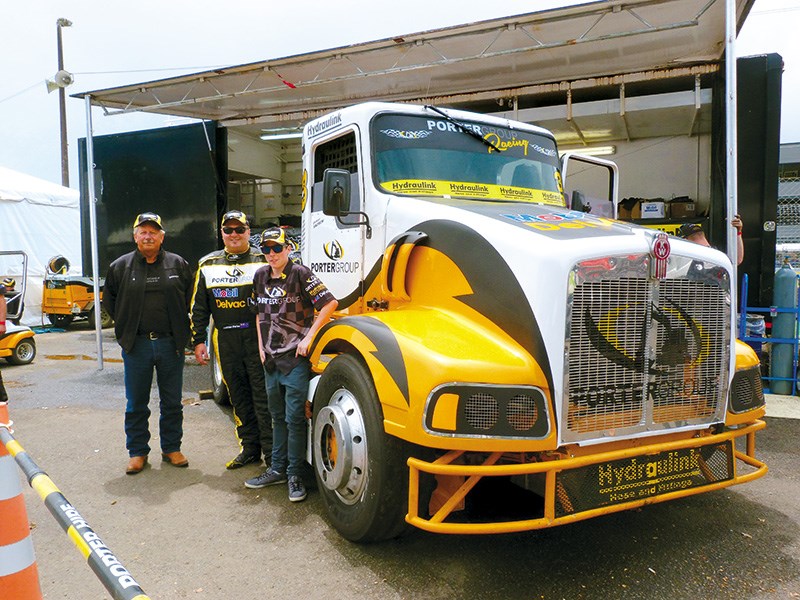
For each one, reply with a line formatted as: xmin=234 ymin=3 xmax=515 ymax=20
xmin=191 ymin=210 xmax=272 ymax=469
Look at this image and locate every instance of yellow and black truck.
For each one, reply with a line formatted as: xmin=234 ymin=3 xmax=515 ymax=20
xmin=288 ymin=102 xmax=765 ymax=542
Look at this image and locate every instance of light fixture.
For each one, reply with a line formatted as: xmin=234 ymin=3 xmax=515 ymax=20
xmin=259 ymin=132 xmax=303 ymax=141
xmin=560 ymin=145 xmax=616 ymax=157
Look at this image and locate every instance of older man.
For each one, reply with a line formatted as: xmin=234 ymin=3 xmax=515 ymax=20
xmin=190 ymin=210 xmax=272 ymax=470
xmin=104 ymin=213 xmax=194 ymax=475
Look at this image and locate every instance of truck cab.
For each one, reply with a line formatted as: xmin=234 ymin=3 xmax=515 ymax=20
xmin=298 ymin=102 xmax=766 ymax=541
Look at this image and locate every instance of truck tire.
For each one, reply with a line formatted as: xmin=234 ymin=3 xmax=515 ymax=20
xmin=47 ymin=314 xmax=73 ymax=328
xmin=8 ymin=338 xmax=36 ymax=365
xmin=312 ymin=354 xmax=409 ymax=542
xmin=209 ymin=336 xmax=230 ymax=406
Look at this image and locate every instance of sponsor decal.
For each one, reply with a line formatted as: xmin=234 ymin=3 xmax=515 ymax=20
xmin=380 ymin=128 xmax=433 ymax=140
xmin=306 ymin=112 xmax=343 ymax=138
xmin=501 ymin=210 xmax=614 ymax=231
xmin=556 ymin=442 xmax=733 ymax=514
xmin=257 ymin=293 xmax=300 ymax=306
xmin=381 ymin=179 xmax=564 ymax=206
xmin=208 ymin=264 xmax=254 ymax=285
xmin=215 ymin=298 xmax=246 ymax=309
xmin=60 ymin=503 xmax=142 ymax=590
xmin=212 ymin=288 xmax=239 ymax=298
xmin=310 ymin=261 xmax=360 ymax=273
xmin=301 ymin=169 xmax=308 ymax=212
xmin=426 ymin=119 xmax=484 ymax=135
xmin=576 ymin=298 xmax=717 ymax=408
xmin=324 ymin=240 xmax=344 ymax=260
xmin=264 ymin=287 xmax=286 ymax=299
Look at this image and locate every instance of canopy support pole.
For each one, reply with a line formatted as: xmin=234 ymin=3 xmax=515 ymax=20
xmin=84 ymin=94 xmax=104 ymax=370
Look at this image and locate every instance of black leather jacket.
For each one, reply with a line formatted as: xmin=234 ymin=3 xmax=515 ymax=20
xmin=104 ymin=249 xmax=194 ymax=353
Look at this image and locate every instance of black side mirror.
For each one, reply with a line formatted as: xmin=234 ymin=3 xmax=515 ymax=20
xmin=322 ymin=168 xmax=351 ymax=216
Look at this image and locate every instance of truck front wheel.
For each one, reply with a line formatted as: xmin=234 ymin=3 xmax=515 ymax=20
xmin=312 ymin=354 xmax=409 ymax=542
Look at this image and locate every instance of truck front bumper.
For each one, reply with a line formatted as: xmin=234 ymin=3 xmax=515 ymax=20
xmin=406 ymin=420 xmax=767 ymax=534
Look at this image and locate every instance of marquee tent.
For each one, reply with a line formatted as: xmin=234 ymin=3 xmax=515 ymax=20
xmin=0 ymin=166 xmax=82 ymax=326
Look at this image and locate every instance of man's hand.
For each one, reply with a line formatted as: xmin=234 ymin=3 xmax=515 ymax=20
xmin=194 ymin=342 xmax=210 ymax=365
xmin=731 ymin=214 xmax=743 ymax=233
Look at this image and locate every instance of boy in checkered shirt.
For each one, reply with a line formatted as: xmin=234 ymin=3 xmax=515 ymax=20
xmin=246 ymin=227 xmax=338 ymax=502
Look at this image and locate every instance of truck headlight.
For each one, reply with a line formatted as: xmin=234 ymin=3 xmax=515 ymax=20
xmin=425 ymin=384 xmax=550 ymax=439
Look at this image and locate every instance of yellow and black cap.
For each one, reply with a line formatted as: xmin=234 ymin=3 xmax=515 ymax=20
xmin=133 ymin=212 xmax=163 ymax=230
xmin=260 ymin=227 xmax=286 ymax=246
xmin=221 ymin=210 xmax=248 ymax=227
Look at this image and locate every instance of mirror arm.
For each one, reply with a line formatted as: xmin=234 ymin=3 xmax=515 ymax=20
xmin=337 ymin=211 xmax=372 ymax=239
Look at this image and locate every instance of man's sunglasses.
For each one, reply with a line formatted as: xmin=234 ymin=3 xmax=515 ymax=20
xmin=222 ymin=226 xmax=248 ymax=234
xmin=261 ymin=243 xmax=285 ymax=254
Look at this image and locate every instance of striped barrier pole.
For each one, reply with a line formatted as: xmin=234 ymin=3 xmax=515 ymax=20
xmin=0 ymin=402 xmax=151 ymax=600
xmin=0 ymin=404 xmax=42 ymax=599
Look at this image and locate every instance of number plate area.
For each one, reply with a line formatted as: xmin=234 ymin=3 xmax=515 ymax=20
xmin=555 ymin=441 xmax=734 ymax=517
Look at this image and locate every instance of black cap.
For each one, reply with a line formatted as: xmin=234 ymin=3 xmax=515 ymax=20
xmin=678 ymin=223 xmax=703 ymax=238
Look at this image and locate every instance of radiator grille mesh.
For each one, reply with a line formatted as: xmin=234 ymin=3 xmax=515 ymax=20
xmin=565 ymin=262 xmax=730 ymax=441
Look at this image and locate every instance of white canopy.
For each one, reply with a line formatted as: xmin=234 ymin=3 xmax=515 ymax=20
xmin=0 ymin=166 xmax=82 ymax=326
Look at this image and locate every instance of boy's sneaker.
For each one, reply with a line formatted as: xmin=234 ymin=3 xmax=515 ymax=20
xmin=244 ymin=468 xmax=287 ymax=489
xmin=288 ymin=475 xmax=307 ymax=502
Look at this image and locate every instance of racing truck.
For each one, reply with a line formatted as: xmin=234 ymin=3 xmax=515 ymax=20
xmin=264 ymin=102 xmax=766 ymax=541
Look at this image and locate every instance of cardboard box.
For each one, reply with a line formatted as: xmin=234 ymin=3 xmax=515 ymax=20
xmin=639 ymin=200 xmax=666 ymax=219
xmin=618 ymin=198 xmax=641 ymax=220
xmin=669 ymin=199 xmax=696 ymax=218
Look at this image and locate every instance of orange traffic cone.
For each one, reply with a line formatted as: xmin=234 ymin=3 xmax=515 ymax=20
xmin=0 ymin=402 xmax=42 ymax=599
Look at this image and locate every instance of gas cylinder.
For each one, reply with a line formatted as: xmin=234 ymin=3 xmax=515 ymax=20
xmin=769 ymin=260 xmax=798 ymax=394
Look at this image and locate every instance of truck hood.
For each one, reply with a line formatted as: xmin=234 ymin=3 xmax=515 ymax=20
xmin=382 ymin=196 xmax=734 ymax=432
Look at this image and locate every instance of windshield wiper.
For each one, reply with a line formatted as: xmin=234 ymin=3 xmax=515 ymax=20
xmin=425 ymin=105 xmax=503 ymax=153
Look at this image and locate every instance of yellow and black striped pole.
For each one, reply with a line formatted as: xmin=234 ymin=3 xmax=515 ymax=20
xmin=0 ymin=405 xmax=150 ymax=600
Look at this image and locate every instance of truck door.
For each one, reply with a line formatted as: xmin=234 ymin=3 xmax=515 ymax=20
xmin=305 ymin=128 xmax=366 ymax=310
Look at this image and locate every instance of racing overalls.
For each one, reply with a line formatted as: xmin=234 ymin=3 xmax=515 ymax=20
xmin=190 ymin=246 xmax=272 ymax=460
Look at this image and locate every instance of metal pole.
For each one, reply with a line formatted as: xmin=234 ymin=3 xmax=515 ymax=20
xmin=57 ymin=20 xmax=69 ymax=188
xmin=0 ymin=417 xmax=150 ymax=600
xmin=725 ymin=0 xmax=738 ymax=277
xmin=85 ymin=95 xmax=104 ymax=369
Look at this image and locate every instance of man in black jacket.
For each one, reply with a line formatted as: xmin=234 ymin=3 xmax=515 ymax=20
xmin=104 ymin=212 xmax=194 ymax=475
xmin=190 ymin=210 xmax=272 ymax=469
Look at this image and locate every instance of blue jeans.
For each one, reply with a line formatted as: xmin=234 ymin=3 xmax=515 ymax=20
xmin=122 ymin=336 xmax=185 ymax=457
xmin=265 ymin=360 xmax=310 ymax=477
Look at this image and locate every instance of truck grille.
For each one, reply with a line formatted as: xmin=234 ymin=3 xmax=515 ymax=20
xmin=564 ymin=255 xmax=731 ymax=443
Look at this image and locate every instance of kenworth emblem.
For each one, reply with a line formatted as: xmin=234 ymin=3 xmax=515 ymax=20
xmin=650 ymin=233 xmax=670 ymax=280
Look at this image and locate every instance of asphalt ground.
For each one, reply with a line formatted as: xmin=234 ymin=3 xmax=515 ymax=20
xmin=2 ymin=325 xmax=799 ymax=599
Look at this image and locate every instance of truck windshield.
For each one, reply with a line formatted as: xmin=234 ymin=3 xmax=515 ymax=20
xmin=371 ymin=112 xmax=565 ymax=206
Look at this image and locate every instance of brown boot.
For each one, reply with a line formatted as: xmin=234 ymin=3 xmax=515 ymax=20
xmin=161 ymin=451 xmax=189 ymax=468
xmin=125 ymin=455 xmax=148 ymax=475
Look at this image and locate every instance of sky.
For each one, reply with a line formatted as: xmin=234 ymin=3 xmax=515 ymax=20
xmin=0 ymin=0 xmax=798 ymax=189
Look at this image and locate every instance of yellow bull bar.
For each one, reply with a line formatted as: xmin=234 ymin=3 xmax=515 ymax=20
xmin=406 ymin=420 xmax=767 ymax=535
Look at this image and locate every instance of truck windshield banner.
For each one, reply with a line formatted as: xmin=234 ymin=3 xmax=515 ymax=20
xmin=371 ymin=112 xmax=565 ymax=206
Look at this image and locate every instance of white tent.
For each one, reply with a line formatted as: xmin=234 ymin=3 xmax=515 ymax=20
xmin=0 ymin=166 xmax=82 ymax=326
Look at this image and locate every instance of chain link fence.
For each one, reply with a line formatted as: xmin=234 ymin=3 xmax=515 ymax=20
xmin=777 ymin=177 xmax=800 ymax=244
